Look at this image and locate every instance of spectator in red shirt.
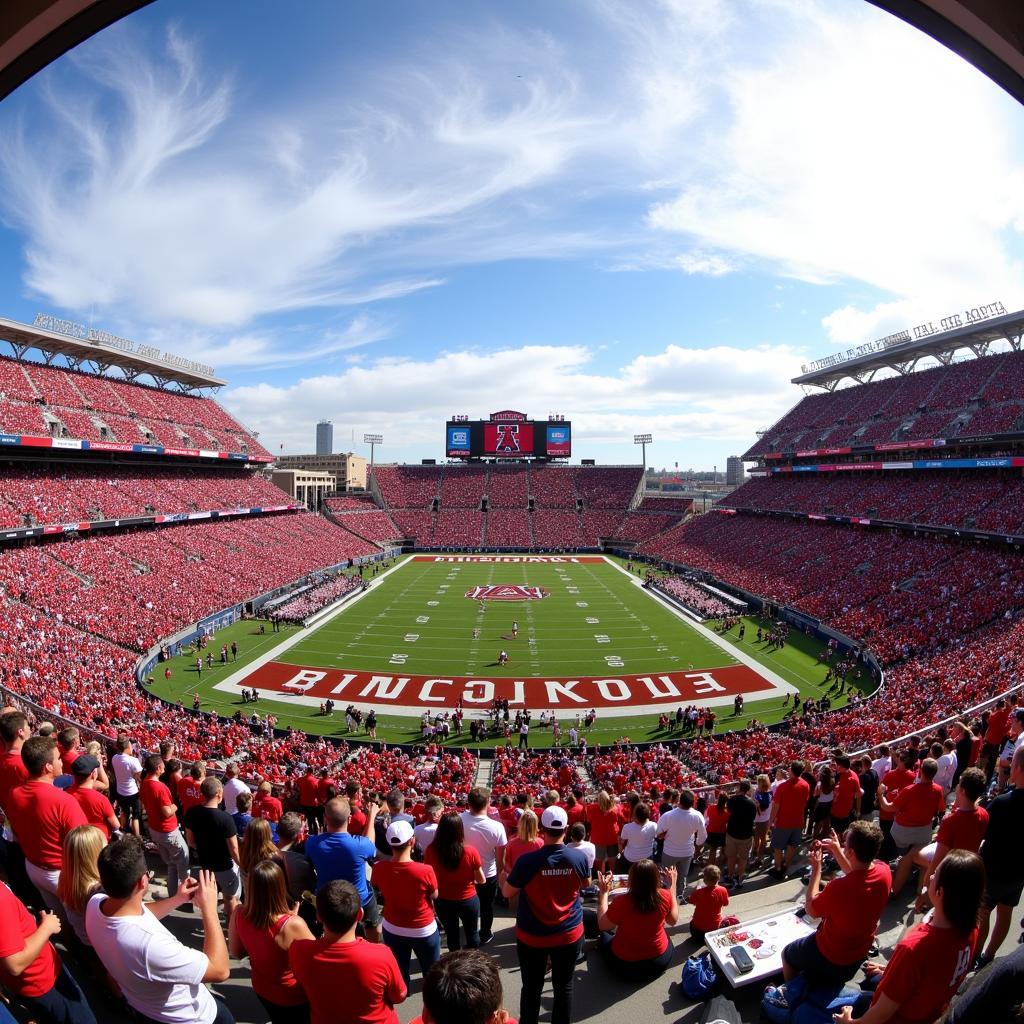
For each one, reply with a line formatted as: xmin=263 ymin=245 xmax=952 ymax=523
xmin=0 ymin=710 xmax=38 ymax=908
xmin=704 ymin=793 xmax=730 ymax=867
xmin=980 ymin=698 xmax=1010 ymax=777
xmin=596 ymin=860 xmax=679 ymax=980
xmin=4 ymin=735 xmax=88 ymax=917
xmin=177 ymin=761 xmax=206 ymax=820
xmin=834 ymin=849 xmax=983 ymax=1024
xmin=504 ymin=811 xmax=543 ymax=875
xmin=289 ymin=880 xmax=406 ymax=1024
xmin=585 ymin=791 xmax=621 ymax=874
xmin=768 ymin=761 xmax=811 ymax=879
xmin=412 ymin=949 xmax=514 ymax=1024
xmin=777 ymin=821 xmax=890 ymax=998
xmin=425 ymin=813 xmax=485 ymax=951
xmin=139 ymin=754 xmax=190 ymax=898
xmin=829 ymin=753 xmax=862 ymax=833
xmin=297 ymin=770 xmax=321 ymax=836
xmin=912 ymin=767 xmax=988 ymax=913
xmin=687 ymin=864 xmax=729 ymax=944
xmin=372 ymin=820 xmax=440 ymax=987
xmin=228 ymin=858 xmax=314 ymax=1024
xmin=877 ymin=751 xmax=917 ymax=861
xmin=67 ymin=755 xmax=119 ymax=840
xmin=881 ymin=758 xmax=946 ymax=897
xmin=0 ymin=880 xmax=97 ymax=1024
xmin=254 ymin=782 xmax=284 ymax=823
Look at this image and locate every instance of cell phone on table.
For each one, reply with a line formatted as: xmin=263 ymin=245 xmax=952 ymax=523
xmin=730 ymin=945 xmax=754 ymax=973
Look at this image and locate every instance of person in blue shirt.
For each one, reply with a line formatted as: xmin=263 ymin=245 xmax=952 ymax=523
xmin=305 ymin=797 xmax=382 ymax=941
xmin=501 ymin=805 xmax=590 ymax=1024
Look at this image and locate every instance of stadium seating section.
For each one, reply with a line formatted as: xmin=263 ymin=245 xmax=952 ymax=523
xmin=0 ymin=354 xmax=270 ymax=457
xmin=746 ymin=349 xmax=1024 ymax=457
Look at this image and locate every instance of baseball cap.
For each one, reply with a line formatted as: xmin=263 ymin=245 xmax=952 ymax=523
xmin=386 ymin=820 xmax=415 ymax=846
xmin=71 ymin=754 xmax=100 ymax=777
xmin=540 ymin=806 xmax=568 ymax=830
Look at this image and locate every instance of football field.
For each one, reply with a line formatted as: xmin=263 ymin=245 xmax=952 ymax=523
xmin=152 ymin=555 xmax=861 ymax=747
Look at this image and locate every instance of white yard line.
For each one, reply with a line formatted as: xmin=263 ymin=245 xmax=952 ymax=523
xmin=600 ymin=556 xmax=797 ymax=696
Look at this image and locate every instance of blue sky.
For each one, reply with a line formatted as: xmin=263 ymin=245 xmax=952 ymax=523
xmin=1 ymin=0 xmax=1023 ymax=467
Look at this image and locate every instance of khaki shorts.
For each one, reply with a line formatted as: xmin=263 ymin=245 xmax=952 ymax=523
xmin=724 ymin=834 xmax=752 ymax=861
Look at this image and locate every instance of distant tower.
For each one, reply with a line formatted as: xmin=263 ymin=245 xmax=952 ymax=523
xmin=316 ymin=420 xmax=333 ymax=456
xmin=726 ymin=456 xmax=745 ymax=487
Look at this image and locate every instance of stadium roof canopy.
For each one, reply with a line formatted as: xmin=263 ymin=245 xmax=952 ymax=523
xmin=793 ymin=306 xmax=1024 ymax=391
xmin=868 ymin=1 xmax=1024 ymax=107
xmin=0 ymin=314 xmax=226 ymax=391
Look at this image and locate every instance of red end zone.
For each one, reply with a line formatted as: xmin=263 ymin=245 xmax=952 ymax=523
xmin=241 ymin=662 xmax=776 ymax=711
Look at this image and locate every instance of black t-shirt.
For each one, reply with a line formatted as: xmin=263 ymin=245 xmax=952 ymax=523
xmin=725 ymin=794 xmax=757 ymax=840
xmin=980 ymin=788 xmax=1024 ymax=882
xmin=858 ymin=769 xmax=879 ymax=815
xmin=184 ymin=805 xmax=237 ymax=871
xmin=280 ymin=848 xmax=316 ymax=901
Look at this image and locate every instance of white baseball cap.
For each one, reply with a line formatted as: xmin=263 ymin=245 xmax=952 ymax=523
xmin=540 ymin=806 xmax=568 ymax=830
xmin=386 ymin=820 xmax=415 ymax=846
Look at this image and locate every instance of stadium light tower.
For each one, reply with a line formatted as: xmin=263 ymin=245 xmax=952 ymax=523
xmin=363 ymin=433 xmax=383 ymax=468
xmin=634 ymin=433 xmax=653 ymax=473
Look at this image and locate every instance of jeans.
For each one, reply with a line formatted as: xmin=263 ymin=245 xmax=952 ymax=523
xmin=517 ymin=937 xmax=582 ymax=1024
xmin=382 ymin=927 xmax=442 ymax=987
xmin=150 ymin=828 xmax=190 ymax=896
xmin=256 ymin=995 xmax=311 ymax=1024
xmin=599 ymin=932 xmax=674 ymax=980
xmin=139 ymin=993 xmax=235 ymax=1024
xmin=476 ymin=876 xmax=498 ymax=940
xmin=661 ymin=854 xmax=693 ymax=894
xmin=435 ymin=894 xmax=480 ymax=950
xmin=23 ymin=965 xmax=97 ymax=1024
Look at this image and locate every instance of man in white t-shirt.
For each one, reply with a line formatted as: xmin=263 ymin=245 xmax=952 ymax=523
xmin=870 ymin=744 xmax=893 ymax=783
xmin=461 ymin=786 xmax=507 ymax=945
xmin=414 ymin=796 xmax=444 ymax=854
xmin=87 ymin=835 xmax=232 ymax=1024
xmin=567 ymin=822 xmax=596 ymax=876
xmin=656 ymin=789 xmax=707 ymax=895
xmin=111 ymin=737 xmax=143 ymax=838
xmin=220 ymin=763 xmax=250 ymax=816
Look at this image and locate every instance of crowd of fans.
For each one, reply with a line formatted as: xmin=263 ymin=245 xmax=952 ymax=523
xmin=747 ymin=348 xmax=1024 ymax=457
xmin=0 ymin=355 xmax=270 ymax=458
xmin=653 ymin=577 xmax=733 ymax=619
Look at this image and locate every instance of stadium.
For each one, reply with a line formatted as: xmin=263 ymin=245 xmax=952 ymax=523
xmin=1 ymin=4 xmax=1023 ymax=1024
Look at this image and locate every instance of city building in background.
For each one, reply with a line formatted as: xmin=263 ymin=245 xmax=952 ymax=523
xmin=270 ymin=468 xmax=335 ymax=509
xmin=315 ymin=419 xmax=333 ymax=456
xmin=726 ymin=456 xmax=746 ymax=487
xmin=274 ymin=452 xmax=367 ymax=492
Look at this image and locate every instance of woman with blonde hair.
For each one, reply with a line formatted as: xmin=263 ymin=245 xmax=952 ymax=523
xmin=229 ymin=858 xmax=313 ymax=1023
xmin=750 ymin=774 xmax=773 ymax=868
xmin=84 ymin=740 xmax=111 ymax=793
xmin=505 ymin=809 xmax=543 ymax=874
xmin=57 ymin=824 xmax=106 ymax=945
xmin=587 ymin=790 xmax=622 ymax=874
xmin=239 ymin=817 xmax=283 ymax=884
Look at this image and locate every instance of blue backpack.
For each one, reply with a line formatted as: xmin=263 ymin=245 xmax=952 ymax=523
xmin=682 ymin=952 xmax=718 ymax=1000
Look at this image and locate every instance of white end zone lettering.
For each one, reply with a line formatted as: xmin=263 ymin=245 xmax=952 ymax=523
xmin=282 ymin=669 xmax=327 ymax=693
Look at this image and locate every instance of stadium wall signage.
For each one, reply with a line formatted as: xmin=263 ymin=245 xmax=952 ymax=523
xmin=800 ymin=301 xmax=1007 ymax=374
xmin=413 ymin=555 xmax=606 ymax=563
xmin=0 ymin=432 xmax=271 ymax=463
xmin=245 ymin=661 xmax=776 ymax=710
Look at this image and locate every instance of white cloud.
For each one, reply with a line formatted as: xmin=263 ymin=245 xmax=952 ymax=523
xmin=673 ymin=252 xmax=734 ymax=277
xmin=222 ymin=340 xmax=801 ymax=454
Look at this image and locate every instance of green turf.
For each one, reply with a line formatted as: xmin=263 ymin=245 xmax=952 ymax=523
xmin=147 ymin=555 xmax=870 ymax=749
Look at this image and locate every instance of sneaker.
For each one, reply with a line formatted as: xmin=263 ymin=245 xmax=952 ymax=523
xmin=722 ymin=874 xmax=734 ymax=887
xmin=480 ymin=933 xmax=494 ymax=946
xmin=767 ymin=868 xmax=785 ymax=881
xmin=763 ymin=985 xmax=788 ymax=1009
xmin=972 ymin=952 xmax=993 ymax=971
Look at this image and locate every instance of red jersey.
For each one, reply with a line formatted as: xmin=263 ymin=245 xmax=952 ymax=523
xmin=566 ymin=803 xmax=587 ymax=829
xmin=872 ymin=921 xmax=977 ymax=1024
xmin=298 ymin=775 xmax=320 ymax=806
xmin=254 ymin=794 xmax=283 ymax=823
xmin=0 ymin=749 xmax=29 ymax=810
xmin=317 ymin=778 xmax=338 ymax=804
xmin=772 ymin=777 xmax=810 ymax=829
xmin=689 ymin=884 xmax=729 ymax=932
xmin=505 ymin=837 xmax=544 ymax=874
xmin=705 ymin=806 xmax=730 ymax=835
xmin=0 ymin=882 xmax=60 ymax=998
xmin=349 ymin=804 xmax=368 ymax=836
xmin=424 ymin=844 xmax=482 ymax=902
xmin=606 ymin=889 xmax=672 ymax=961
xmin=140 ymin=778 xmax=178 ymax=833
xmin=984 ymin=707 xmax=1011 ymax=745
xmin=5 ymin=781 xmax=87 ymax=869
xmin=178 ymin=778 xmax=204 ymax=817
xmin=879 ymin=767 xmax=916 ymax=822
xmin=935 ymin=806 xmax=988 ymax=852
xmin=371 ymin=861 xmax=438 ymax=931
xmin=68 ymin=785 xmax=115 ymax=839
xmin=587 ymin=806 xmax=621 ymax=846
xmin=830 ymin=769 xmax=861 ymax=818
xmin=813 ymin=862 xmax=891 ymax=965
xmin=894 ymin=781 xmax=946 ymax=828
xmin=289 ymin=937 xmax=405 ymax=1024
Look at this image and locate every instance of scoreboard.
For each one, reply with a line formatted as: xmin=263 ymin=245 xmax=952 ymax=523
xmin=446 ymin=410 xmax=571 ymax=459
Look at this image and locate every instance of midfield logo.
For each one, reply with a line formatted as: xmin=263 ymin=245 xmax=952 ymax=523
xmin=465 ymin=584 xmax=550 ymax=601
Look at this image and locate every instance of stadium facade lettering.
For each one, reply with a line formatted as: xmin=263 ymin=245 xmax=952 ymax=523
xmin=413 ymin=555 xmax=605 ymax=563
xmin=800 ymin=300 xmax=1007 ymax=374
xmin=244 ymin=661 xmax=776 ymax=709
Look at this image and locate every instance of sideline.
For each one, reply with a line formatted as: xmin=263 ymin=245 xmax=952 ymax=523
xmin=602 ymin=556 xmax=797 ymax=696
